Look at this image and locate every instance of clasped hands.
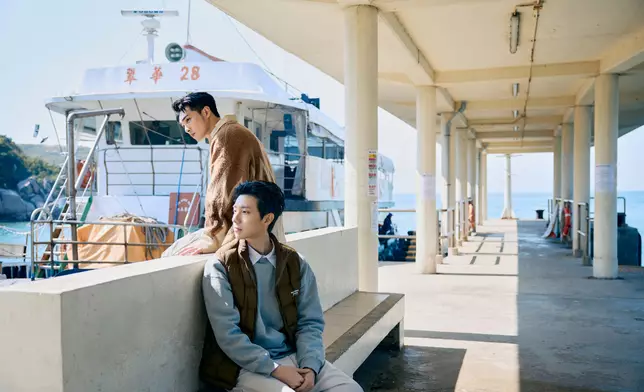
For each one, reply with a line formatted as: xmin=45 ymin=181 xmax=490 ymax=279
xmin=272 ymin=365 xmax=315 ymax=392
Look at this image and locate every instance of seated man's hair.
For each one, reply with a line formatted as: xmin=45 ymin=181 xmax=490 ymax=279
xmin=233 ymin=181 xmax=285 ymax=232
xmin=172 ymin=92 xmax=221 ymax=119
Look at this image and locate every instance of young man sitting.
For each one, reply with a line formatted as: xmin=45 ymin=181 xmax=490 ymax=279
xmin=200 ymin=181 xmax=363 ymax=392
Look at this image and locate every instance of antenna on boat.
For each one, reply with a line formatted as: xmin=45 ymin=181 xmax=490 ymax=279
xmin=121 ymin=10 xmax=179 ymax=64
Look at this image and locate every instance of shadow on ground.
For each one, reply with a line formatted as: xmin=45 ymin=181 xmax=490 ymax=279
xmin=353 ymin=345 xmax=465 ymax=392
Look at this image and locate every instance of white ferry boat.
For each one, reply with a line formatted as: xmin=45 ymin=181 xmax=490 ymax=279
xmin=2 ymin=10 xmax=396 ymax=278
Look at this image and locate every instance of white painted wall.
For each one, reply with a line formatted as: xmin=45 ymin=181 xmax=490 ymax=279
xmin=0 ymin=227 xmax=358 ymax=392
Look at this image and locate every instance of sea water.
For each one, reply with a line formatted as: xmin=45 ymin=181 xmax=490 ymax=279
xmin=2 ymin=192 xmax=643 ymax=265
xmin=385 ymin=191 xmax=644 ymax=266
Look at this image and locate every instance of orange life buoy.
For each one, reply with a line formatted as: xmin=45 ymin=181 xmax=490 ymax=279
xmin=562 ymin=205 xmax=572 ymax=237
xmin=76 ymin=160 xmax=94 ymax=189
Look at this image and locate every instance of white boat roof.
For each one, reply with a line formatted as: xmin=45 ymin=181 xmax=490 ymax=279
xmin=46 ymin=57 xmax=346 ymax=142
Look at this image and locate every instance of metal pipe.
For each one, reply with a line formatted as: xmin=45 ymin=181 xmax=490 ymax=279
xmin=74 ymin=115 xmax=110 ymax=191
xmin=32 ymin=218 xmax=186 ymax=230
xmin=37 ymin=156 xmax=68 ymax=220
xmin=66 ymin=108 xmax=125 ymax=263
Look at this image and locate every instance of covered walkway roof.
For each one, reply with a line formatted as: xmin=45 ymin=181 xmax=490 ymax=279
xmin=207 ymin=0 xmax=644 ymax=154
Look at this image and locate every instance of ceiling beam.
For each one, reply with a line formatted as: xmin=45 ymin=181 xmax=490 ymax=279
xmin=460 ymin=96 xmax=575 ymax=111
xmin=379 ymin=11 xmax=435 ymax=84
xmin=564 ymin=78 xmax=596 ymax=122
xmin=486 ymin=146 xmax=554 ymax=154
xmin=476 ymin=130 xmax=553 ymax=141
xmin=488 ymin=140 xmax=553 ymax=148
xmin=470 ymin=115 xmax=562 ymax=128
xmin=378 ymin=72 xmax=412 ymax=84
xmin=371 ymin=0 xmax=502 ymax=11
xmin=600 ymin=25 xmax=644 ymax=74
xmin=435 ymin=61 xmax=599 ymax=84
xmin=379 ymin=11 xmax=457 ymax=113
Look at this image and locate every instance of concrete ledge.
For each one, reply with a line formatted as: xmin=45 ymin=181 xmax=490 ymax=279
xmin=0 ymin=227 xmax=359 ymax=392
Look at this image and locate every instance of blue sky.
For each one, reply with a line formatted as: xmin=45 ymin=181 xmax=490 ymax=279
xmin=2 ymin=0 xmax=643 ymax=194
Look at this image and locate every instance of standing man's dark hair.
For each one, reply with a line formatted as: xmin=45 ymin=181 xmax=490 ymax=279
xmin=232 ymin=181 xmax=285 ymax=233
xmin=172 ymin=92 xmax=221 ymax=142
xmin=172 ymin=92 xmax=221 ymax=118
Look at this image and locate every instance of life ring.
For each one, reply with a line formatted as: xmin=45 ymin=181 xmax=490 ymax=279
xmin=76 ymin=160 xmax=94 ymax=189
xmin=562 ymin=205 xmax=572 ymax=237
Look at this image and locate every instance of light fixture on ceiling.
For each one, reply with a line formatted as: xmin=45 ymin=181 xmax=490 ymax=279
xmin=514 ymin=125 xmax=519 ymax=132
xmin=512 ymin=82 xmax=520 ymax=97
xmin=513 ymin=109 xmax=519 ymax=119
xmin=510 ymin=11 xmax=520 ymax=54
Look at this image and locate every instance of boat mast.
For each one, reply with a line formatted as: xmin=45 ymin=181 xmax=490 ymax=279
xmin=121 ymin=10 xmax=179 ymax=64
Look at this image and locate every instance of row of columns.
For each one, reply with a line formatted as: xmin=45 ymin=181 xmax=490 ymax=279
xmin=344 ymin=5 xmax=621 ymax=290
xmin=343 ymin=4 xmax=489 ymax=289
xmin=553 ymin=74 xmax=620 ymax=278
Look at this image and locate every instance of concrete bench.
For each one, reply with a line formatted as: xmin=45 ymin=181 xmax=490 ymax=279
xmin=0 ymin=227 xmax=404 ymax=392
xmin=323 ymin=291 xmax=404 ymax=376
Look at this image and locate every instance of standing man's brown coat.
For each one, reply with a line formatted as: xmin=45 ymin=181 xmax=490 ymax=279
xmin=202 ymin=118 xmax=286 ymax=251
xmin=162 ymin=93 xmax=285 ymax=257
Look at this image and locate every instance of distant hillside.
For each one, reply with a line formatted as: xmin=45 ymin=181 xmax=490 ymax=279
xmin=19 ymin=144 xmax=90 ymax=167
xmin=0 ymin=138 xmax=60 ymax=190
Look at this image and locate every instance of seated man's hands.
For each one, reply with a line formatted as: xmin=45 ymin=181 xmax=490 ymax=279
xmin=271 ymin=365 xmax=304 ymax=389
xmin=295 ymin=368 xmax=315 ymax=392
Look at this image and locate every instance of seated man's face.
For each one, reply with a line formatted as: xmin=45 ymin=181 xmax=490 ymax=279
xmin=232 ymin=195 xmax=273 ymax=240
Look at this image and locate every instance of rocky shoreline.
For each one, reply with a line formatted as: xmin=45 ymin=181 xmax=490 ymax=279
xmin=0 ymin=177 xmax=52 ymax=221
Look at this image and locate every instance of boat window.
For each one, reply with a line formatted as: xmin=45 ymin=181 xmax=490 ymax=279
xmin=324 ymin=139 xmax=344 ymax=161
xmin=284 ymin=134 xmax=301 ymax=163
xmin=106 ymin=121 xmax=123 ymax=144
xmin=244 ymin=118 xmax=262 ymax=140
xmin=307 ymin=134 xmax=325 ymax=158
xmin=129 ymin=121 xmax=197 ymax=145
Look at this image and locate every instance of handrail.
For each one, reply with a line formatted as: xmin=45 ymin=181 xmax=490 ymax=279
xmin=375 ymin=206 xmax=457 ymax=258
xmin=30 ymin=218 xmax=188 ymax=277
xmin=37 ymin=156 xmax=69 ymax=221
xmin=574 ymin=201 xmax=590 ymax=264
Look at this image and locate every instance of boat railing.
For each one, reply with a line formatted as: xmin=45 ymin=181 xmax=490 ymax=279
xmin=101 ymin=145 xmax=206 ymax=196
xmin=29 ymin=217 xmax=188 ymax=278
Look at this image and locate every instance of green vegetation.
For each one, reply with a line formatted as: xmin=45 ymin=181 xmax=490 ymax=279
xmin=0 ymin=136 xmax=59 ymax=189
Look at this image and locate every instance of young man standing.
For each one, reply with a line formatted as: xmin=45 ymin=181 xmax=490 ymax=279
xmin=201 ymin=181 xmax=363 ymax=392
xmin=162 ymin=92 xmax=285 ymax=257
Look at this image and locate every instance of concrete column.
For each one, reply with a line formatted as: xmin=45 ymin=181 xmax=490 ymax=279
xmin=467 ymin=138 xmax=476 ymax=231
xmin=481 ymin=151 xmax=488 ymax=221
xmin=455 ymin=130 xmax=468 ymax=244
xmin=440 ymin=115 xmax=452 ymax=255
xmin=343 ymin=5 xmax=378 ymax=291
xmin=573 ymin=106 xmax=592 ymax=262
xmin=476 ymin=149 xmax=482 ymax=226
xmin=553 ymin=130 xmax=562 ymax=214
xmin=501 ymin=154 xmax=515 ymax=219
xmin=593 ymin=74 xmax=619 ymax=279
xmin=415 ymin=86 xmax=438 ymax=274
xmin=561 ymin=123 xmax=574 ymax=201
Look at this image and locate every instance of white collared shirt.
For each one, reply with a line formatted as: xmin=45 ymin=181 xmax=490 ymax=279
xmin=247 ymin=242 xmax=277 ymax=268
xmin=209 ymin=117 xmax=232 ymax=140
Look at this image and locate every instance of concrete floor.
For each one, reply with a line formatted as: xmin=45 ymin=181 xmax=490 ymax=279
xmin=354 ymin=219 xmax=644 ymax=392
